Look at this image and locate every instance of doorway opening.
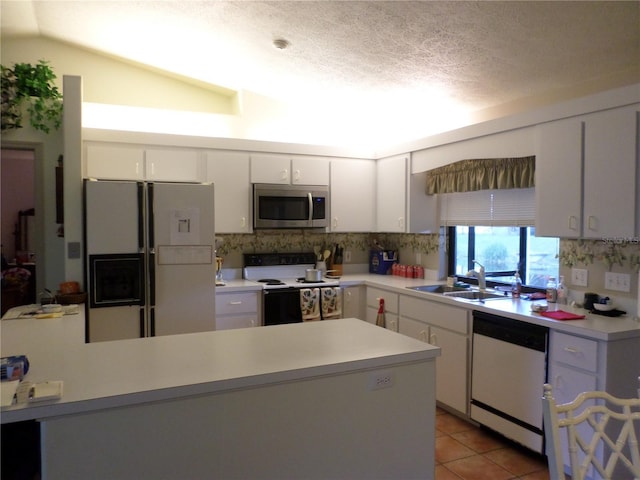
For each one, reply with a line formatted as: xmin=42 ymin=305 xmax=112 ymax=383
xmin=1 ymin=148 xmax=37 ymax=312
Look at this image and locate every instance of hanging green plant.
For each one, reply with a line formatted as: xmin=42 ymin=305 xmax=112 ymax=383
xmin=1 ymin=60 xmax=63 ymax=133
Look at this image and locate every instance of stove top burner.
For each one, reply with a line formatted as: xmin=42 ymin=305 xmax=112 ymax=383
xmin=257 ymin=278 xmax=286 ymax=286
xmin=296 ymin=278 xmax=327 ymax=284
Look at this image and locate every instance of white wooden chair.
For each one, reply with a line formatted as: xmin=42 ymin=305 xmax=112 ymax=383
xmin=542 ymin=381 xmax=640 ymax=480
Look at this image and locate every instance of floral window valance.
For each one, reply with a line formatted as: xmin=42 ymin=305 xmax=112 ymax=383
xmin=425 ymin=156 xmax=535 ymax=195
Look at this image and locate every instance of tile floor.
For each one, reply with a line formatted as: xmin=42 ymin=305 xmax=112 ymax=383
xmin=435 ymin=408 xmax=551 ymax=480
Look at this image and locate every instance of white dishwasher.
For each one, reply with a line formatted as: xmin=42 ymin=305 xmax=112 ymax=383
xmin=471 ymin=310 xmax=549 ymax=453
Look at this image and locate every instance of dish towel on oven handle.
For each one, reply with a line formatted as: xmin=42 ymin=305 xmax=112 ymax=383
xmin=321 ymin=287 xmax=342 ymax=320
xmin=300 ymin=288 xmax=321 ymax=321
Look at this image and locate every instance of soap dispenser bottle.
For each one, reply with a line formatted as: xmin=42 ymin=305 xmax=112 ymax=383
xmin=556 ymin=275 xmax=568 ymax=304
xmin=511 ymin=273 xmax=522 ymax=298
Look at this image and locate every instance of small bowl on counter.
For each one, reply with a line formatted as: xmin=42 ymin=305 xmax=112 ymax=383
xmin=593 ymin=302 xmax=615 ymax=312
xmin=531 ymin=304 xmax=548 ymax=313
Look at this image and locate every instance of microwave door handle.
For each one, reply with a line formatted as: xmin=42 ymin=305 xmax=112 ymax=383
xmin=308 ymin=192 xmax=313 ymax=226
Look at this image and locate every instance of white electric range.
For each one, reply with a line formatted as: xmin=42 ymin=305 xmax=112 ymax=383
xmin=243 ymin=253 xmax=340 ymax=325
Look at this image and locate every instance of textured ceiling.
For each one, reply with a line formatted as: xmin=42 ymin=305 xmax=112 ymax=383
xmin=2 ymin=1 xmax=639 ymax=135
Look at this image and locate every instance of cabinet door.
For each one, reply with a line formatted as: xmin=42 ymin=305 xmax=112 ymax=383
xmin=583 ymin=105 xmax=638 ymax=238
xmin=215 ymin=291 xmax=259 ymax=330
xmin=206 ymin=151 xmax=251 ymax=233
xmin=342 ymin=286 xmax=364 ymax=320
xmin=250 ymin=154 xmax=291 ymax=184
xmin=291 ymin=157 xmax=330 ymax=185
xmin=330 ymin=158 xmax=376 ymax=232
xmin=429 ymin=326 xmax=468 ymax=413
xmin=146 ymin=149 xmax=202 ymax=182
xmin=535 ymin=118 xmax=583 ymax=237
xmin=365 ymin=307 xmax=398 ymax=331
xmin=376 ymin=155 xmax=407 ymax=232
xmin=85 ymin=143 xmax=145 ymax=180
xmin=399 ymin=315 xmax=430 ymax=343
xmin=547 ymin=363 xmax=599 ymax=477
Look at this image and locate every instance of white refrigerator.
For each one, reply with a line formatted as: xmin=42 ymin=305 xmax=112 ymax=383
xmin=84 ymin=179 xmax=215 ymax=342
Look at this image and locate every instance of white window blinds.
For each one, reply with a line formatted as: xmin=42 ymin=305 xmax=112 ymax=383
xmin=439 ymin=188 xmax=535 ymax=226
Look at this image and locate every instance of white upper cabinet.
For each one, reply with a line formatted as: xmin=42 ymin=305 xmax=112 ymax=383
xmin=85 ymin=143 xmax=203 ymax=182
xmin=535 ymin=104 xmax=639 ymax=238
xmin=85 ymin=143 xmax=145 ymax=180
xmin=145 ymin=148 xmax=202 ymax=182
xmin=206 ymin=151 xmax=251 ymax=233
xmin=330 ymin=158 xmax=375 ymax=232
xmin=535 ymin=118 xmax=583 ymax=237
xmin=582 ymin=105 xmax=638 ymax=239
xmin=250 ymin=154 xmax=329 ymax=185
xmin=250 ymin=154 xmax=291 ymax=184
xmin=376 ymin=154 xmax=440 ymax=233
xmin=376 ymin=154 xmax=407 ymax=232
xmin=291 ymin=156 xmax=330 ymax=185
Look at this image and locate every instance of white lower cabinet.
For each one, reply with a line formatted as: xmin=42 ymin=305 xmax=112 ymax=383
xmin=399 ymin=295 xmax=469 ymax=414
xmin=365 ymin=287 xmax=398 ymax=331
xmin=342 ymin=285 xmax=365 ymax=320
xmin=547 ymin=330 xmax=640 ymax=478
xmin=215 ymin=291 xmax=260 ymax=330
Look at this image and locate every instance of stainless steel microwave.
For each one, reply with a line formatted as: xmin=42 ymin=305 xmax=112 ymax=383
xmin=253 ymin=183 xmax=329 ymax=229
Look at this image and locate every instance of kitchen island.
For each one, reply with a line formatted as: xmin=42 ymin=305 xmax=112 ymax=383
xmin=1 ymin=313 xmax=440 ymax=479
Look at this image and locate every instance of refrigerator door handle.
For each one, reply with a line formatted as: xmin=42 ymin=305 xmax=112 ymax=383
xmin=149 ymin=307 xmax=156 ymax=337
xmin=137 ymin=182 xmax=145 ymax=252
xmin=149 ymin=251 xmax=156 ymax=306
xmin=147 ymin=183 xmax=155 ymax=249
xmin=139 ymin=308 xmax=145 ymax=338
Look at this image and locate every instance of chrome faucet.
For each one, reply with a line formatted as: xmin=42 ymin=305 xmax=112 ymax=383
xmin=467 ymin=260 xmax=486 ymax=292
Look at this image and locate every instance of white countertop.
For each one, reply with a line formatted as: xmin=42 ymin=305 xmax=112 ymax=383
xmin=340 ymin=274 xmax=640 ymax=341
xmin=0 ymin=312 xmax=440 ymax=424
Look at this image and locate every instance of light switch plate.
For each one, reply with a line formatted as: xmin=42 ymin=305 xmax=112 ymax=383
xmin=571 ymin=268 xmax=588 ymax=287
xmin=604 ymin=272 xmax=631 ymax=292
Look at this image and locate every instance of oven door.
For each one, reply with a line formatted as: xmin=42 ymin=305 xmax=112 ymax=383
xmin=89 ymin=253 xmax=145 ymax=308
xmin=263 ymin=288 xmax=303 ymax=326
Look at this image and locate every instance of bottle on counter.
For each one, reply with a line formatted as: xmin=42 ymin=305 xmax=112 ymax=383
xmin=511 ymin=273 xmax=522 ymax=298
xmin=556 ymin=275 xmax=568 ymax=304
xmin=375 ymin=298 xmax=386 ymax=328
xmin=546 ymin=276 xmax=558 ymax=303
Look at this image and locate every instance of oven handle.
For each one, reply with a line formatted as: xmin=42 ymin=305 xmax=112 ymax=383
xmin=307 ymin=192 xmax=313 ymax=226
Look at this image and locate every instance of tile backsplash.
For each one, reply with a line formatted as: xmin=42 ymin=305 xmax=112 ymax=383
xmin=215 ymin=231 xmax=441 ymax=269
xmin=216 ymin=232 xmax=639 ymax=314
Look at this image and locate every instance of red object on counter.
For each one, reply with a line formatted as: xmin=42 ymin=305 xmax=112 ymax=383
xmin=540 ymin=310 xmax=585 ymax=321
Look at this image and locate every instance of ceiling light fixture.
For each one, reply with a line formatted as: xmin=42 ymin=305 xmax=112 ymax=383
xmin=273 ymin=38 xmax=290 ymax=50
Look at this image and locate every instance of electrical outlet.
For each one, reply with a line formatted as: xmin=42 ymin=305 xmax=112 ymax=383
xmin=368 ymin=370 xmax=394 ymax=391
xmin=604 ymin=272 xmax=631 ymax=292
xmin=571 ymin=268 xmax=588 ymax=287
xmin=344 ymin=250 xmax=352 ymax=263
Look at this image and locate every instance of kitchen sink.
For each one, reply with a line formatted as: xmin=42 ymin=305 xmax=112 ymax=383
xmin=442 ymin=290 xmax=508 ymax=301
xmin=406 ymin=284 xmax=469 ymax=294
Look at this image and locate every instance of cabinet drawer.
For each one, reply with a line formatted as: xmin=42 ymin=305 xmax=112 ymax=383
xmin=366 ymin=288 xmax=398 ymax=313
xmin=400 ymin=296 xmax=468 ymax=334
xmin=551 ymin=332 xmax=598 ymax=372
xmin=215 ymin=293 xmax=258 ymax=315
xmin=216 ymin=315 xmax=258 ymax=330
